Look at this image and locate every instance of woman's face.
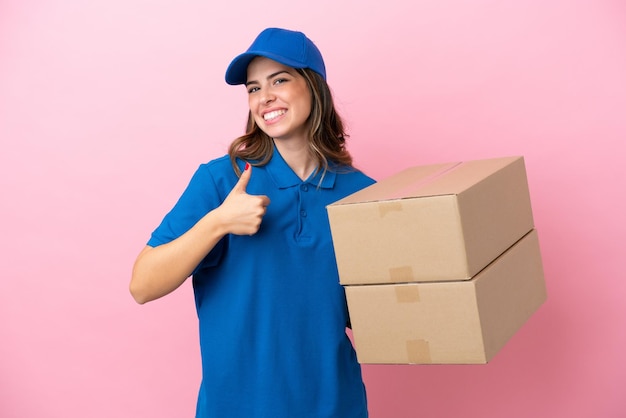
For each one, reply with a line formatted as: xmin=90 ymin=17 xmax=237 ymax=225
xmin=246 ymin=57 xmax=312 ymax=145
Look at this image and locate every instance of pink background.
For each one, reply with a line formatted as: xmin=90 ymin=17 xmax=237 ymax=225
xmin=1 ymin=1 xmax=625 ymax=417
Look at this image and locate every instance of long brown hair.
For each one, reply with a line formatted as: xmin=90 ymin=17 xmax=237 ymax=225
xmin=228 ymin=68 xmax=353 ymax=176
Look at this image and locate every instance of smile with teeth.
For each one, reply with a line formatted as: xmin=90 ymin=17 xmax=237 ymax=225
xmin=263 ymin=109 xmax=286 ymax=121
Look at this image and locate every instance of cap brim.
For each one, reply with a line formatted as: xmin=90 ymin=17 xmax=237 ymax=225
xmin=225 ymin=53 xmax=255 ymax=85
xmin=225 ymin=51 xmax=308 ymax=85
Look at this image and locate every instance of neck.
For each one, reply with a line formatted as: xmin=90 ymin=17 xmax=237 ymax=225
xmin=273 ymin=138 xmax=316 ymax=181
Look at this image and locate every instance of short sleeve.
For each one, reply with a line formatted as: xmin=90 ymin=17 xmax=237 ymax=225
xmin=147 ymin=163 xmax=227 ymax=270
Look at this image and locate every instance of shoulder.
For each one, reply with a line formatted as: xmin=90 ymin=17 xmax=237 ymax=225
xmin=199 ymin=154 xmax=238 ymax=175
xmin=330 ymin=164 xmax=376 ymax=196
xmin=175 ymin=155 xmax=242 ymax=201
xmin=193 ymin=155 xmax=243 ymax=185
xmin=333 ymin=165 xmax=376 ymax=186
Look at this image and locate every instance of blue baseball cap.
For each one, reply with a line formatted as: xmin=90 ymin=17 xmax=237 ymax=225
xmin=225 ymin=28 xmax=326 ymax=85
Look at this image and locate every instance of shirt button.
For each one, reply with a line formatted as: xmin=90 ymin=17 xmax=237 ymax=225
xmin=300 ymin=210 xmax=307 ymax=218
xmin=300 ymin=184 xmax=308 ymax=192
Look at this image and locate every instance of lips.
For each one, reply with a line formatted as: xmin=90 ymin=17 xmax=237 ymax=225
xmin=263 ymin=109 xmax=286 ymax=121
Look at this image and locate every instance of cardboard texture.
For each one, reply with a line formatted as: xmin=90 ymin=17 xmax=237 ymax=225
xmin=345 ymin=230 xmax=547 ymax=364
xmin=327 ymin=156 xmax=535 ymax=285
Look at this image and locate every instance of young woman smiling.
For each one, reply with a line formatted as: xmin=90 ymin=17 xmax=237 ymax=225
xmin=130 ymin=28 xmax=374 ymax=418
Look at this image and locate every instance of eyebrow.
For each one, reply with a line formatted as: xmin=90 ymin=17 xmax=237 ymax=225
xmin=245 ymin=70 xmax=291 ymax=87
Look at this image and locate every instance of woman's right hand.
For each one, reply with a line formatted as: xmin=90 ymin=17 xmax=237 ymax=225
xmin=215 ymin=163 xmax=271 ymax=236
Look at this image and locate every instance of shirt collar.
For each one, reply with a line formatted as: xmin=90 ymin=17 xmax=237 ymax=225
xmin=266 ymin=144 xmax=336 ymax=189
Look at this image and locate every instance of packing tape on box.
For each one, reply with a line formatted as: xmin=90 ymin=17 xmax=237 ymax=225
xmin=395 ymin=285 xmax=420 ymax=303
xmin=406 ymin=339 xmax=431 ymax=364
xmin=377 ymin=162 xmax=465 ymax=218
xmin=378 ymin=200 xmax=403 ymax=218
xmin=389 ymin=266 xmax=414 ymax=283
xmin=386 ymin=161 xmax=464 ymax=201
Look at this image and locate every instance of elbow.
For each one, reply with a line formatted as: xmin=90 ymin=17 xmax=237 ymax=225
xmin=130 ymin=247 xmax=157 ymax=304
xmin=129 ymin=264 xmax=154 ymax=305
xmin=129 ymin=246 xmax=181 ymax=304
xmin=129 ymin=279 xmax=150 ymax=305
xmin=130 ymin=289 xmax=148 ymax=305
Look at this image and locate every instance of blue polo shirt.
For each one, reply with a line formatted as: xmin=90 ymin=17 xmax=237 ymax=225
xmin=148 ymin=147 xmax=375 ymax=418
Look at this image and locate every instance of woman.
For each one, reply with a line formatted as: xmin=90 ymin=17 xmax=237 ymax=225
xmin=130 ymin=27 xmax=375 ymax=418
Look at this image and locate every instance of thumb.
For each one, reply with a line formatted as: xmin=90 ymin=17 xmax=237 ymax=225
xmin=232 ymin=162 xmax=252 ymax=193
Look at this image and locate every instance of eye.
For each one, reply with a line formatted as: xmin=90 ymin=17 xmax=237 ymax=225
xmin=273 ymin=78 xmax=288 ymax=85
xmin=247 ymin=86 xmax=260 ymax=94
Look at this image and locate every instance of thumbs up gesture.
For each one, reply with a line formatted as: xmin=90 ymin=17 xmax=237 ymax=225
xmin=216 ymin=163 xmax=271 ymax=236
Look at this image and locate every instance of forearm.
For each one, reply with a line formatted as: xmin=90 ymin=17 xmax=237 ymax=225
xmin=130 ymin=210 xmax=227 ymax=304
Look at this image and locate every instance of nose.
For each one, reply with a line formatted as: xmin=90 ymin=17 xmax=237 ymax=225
xmin=260 ymin=90 xmax=275 ymax=105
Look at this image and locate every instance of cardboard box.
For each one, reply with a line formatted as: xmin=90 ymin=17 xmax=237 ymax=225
xmin=345 ymin=229 xmax=547 ymax=364
xmin=327 ymin=156 xmax=534 ymax=285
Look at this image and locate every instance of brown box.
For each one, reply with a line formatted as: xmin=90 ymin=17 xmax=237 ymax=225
xmin=327 ymin=156 xmax=534 ymax=285
xmin=345 ymin=229 xmax=547 ymax=364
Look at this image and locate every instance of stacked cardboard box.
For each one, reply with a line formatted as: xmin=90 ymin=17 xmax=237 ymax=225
xmin=327 ymin=156 xmax=547 ymax=364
